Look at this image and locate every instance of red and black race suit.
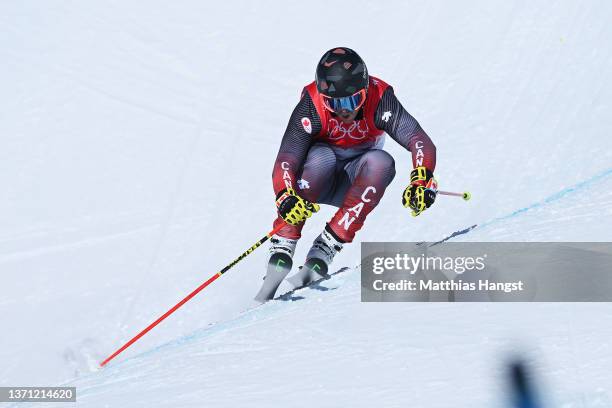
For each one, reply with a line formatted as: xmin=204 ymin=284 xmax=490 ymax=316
xmin=272 ymin=76 xmax=436 ymax=242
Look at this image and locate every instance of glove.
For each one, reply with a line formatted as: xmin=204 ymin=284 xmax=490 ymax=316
xmin=276 ymin=188 xmax=320 ymax=225
xmin=402 ymin=166 xmax=437 ymax=217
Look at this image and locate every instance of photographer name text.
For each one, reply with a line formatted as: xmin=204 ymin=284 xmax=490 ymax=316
xmin=372 ymin=279 xmax=524 ymax=293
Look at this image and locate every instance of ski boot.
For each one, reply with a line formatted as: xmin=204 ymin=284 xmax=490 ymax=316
xmin=287 ymin=227 xmax=343 ymax=288
xmin=253 ymin=235 xmax=297 ymax=302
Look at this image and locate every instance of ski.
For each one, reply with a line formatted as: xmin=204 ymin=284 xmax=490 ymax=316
xmin=285 ymin=257 xmax=328 ymax=288
xmin=275 ymin=266 xmax=352 ymax=301
xmin=253 ymin=252 xmax=293 ymax=303
xmin=415 ymin=224 xmax=478 ymax=248
xmin=431 ymin=224 xmax=478 ymax=245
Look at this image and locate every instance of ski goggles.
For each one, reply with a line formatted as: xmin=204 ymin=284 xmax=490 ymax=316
xmin=321 ymin=89 xmax=367 ymax=113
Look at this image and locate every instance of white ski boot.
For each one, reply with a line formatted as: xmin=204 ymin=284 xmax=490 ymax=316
xmin=287 ymin=227 xmax=343 ymax=288
xmin=254 ymin=235 xmax=297 ymax=303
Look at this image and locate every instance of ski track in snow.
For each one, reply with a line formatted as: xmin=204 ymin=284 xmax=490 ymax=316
xmin=477 ymin=167 xmax=612 ymax=232
xmin=437 ymin=166 xmax=612 ymax=243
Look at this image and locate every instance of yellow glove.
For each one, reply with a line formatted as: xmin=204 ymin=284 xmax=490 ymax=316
xmin=275 ymin=188 xmax=320 ymax=225
xmin=402 ymin=166 xmax=437 ymax=217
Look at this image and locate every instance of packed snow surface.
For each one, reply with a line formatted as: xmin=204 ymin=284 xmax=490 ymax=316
xmin=1 ymin=1 xmax=611 ymax=407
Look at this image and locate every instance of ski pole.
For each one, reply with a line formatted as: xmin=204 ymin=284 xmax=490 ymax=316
xmin=99 ymin=222 xmax=287 ymax=367
xmin=438 ymin=190 xmax=471 ymax=201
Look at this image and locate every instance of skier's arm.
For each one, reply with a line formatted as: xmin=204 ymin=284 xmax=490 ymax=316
xmin=375 ymin=87 xmax=437 ymax=216
xmin=272 ymin=92 xmax=321 ymax=195
xmin=374 ymin=87 xmax=436 ymax=172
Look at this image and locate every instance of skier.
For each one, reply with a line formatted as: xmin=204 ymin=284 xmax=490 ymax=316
xmin=255 ymin=47 xmax=437 ymax=302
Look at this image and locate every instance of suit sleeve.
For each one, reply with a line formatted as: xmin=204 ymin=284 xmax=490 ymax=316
xmin=272 ymin=91 xmax=322 ymax=195
xmin=374 ymin=87 xmax=436 ymax=172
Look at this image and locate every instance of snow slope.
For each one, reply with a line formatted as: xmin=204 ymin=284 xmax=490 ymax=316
xmin=1 ymin=1 xmax=611 ymax=406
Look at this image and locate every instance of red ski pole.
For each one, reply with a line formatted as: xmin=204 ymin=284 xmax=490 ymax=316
xmin=100 ymin=222 xmax=286 ymax=367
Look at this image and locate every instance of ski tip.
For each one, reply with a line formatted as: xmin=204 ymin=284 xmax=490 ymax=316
xmin=462 ymin=191 xmax=471 ymax=201
xmin=252 ymin=295 xmax=269 ymax=304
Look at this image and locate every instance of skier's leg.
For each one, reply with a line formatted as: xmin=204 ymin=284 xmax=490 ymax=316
xmin=328 ymin=149 xmax=396 ymax=242
xmin=289 ymin=149 xmax=396 ymax=287
xmin=257 ymin=144 xmax=337 ymax=301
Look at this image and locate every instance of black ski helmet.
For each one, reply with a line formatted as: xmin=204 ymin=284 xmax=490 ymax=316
xmin=315 ymin=47 xmax=369 ymax=98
